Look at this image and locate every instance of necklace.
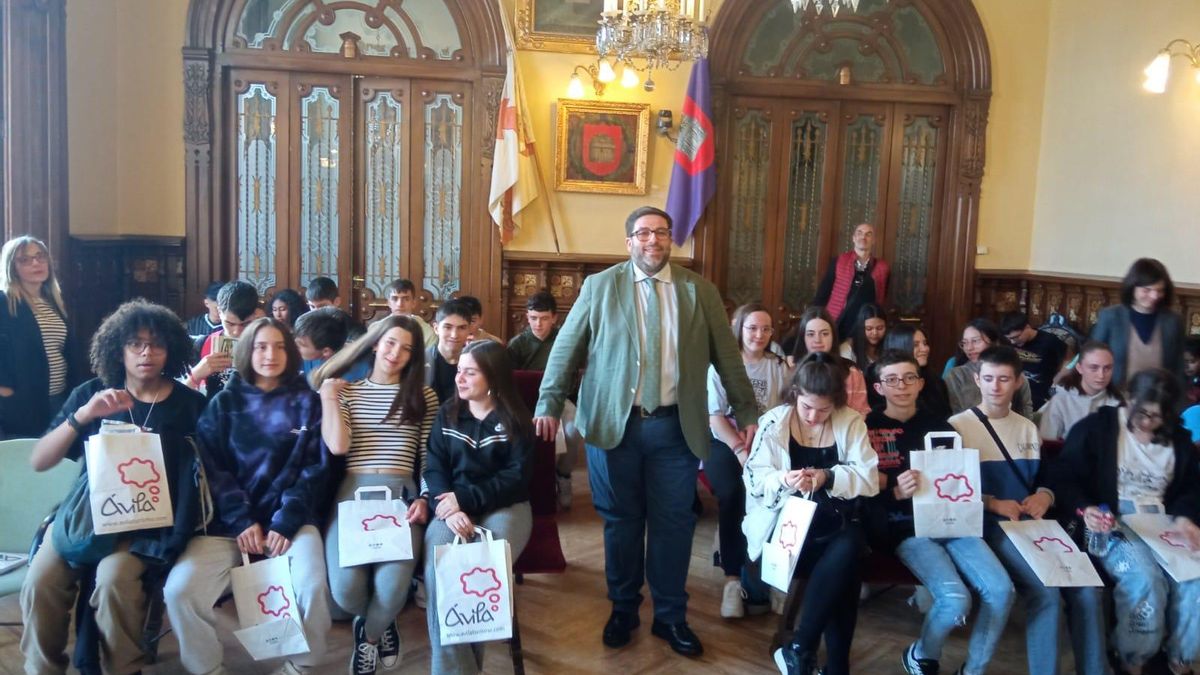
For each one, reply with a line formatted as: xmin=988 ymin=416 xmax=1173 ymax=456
xmin=791 ymin=412 xmax=827 ymax=447
xmin=128 ymin=383 xmax=164 ymax=431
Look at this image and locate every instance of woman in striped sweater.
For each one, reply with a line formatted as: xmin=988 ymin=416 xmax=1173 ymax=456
xmin=316 ymin=315 xmax=439 ymax=675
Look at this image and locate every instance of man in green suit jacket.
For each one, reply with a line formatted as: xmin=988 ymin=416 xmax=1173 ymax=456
xmin=534 ymin=206 xmax=758 ymax=658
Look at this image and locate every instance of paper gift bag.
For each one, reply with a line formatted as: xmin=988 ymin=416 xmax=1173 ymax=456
xmin=338 ymin=486 xmax=414 ymax=567
xmin=911 ymin=432 xmax=984 ymax=539
xmin=1122 ymin=513 xmax=1200 ymax=583
xmin=760 ymin=496 xmax=818 ymax=592
xmin=230 ymin=553 xmax=310 ymax=660
xmin=434 ymin=527 xmax=514 ymax=646
xmin=1000 ymin=520 xmax=1104 ymax=587
xmin=85 ymin=430 xmax=174 ymax=535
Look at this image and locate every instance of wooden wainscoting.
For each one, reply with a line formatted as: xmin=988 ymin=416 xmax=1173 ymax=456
xmin=974 ymin=270 xmax=1200 ymax=337
xmin=69 ymin=236 xmax=187 ymax=348
xmin=500 ymin=252 xmax=695 ymax=340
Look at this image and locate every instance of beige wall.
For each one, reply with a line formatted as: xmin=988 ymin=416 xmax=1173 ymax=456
xmin=972 ymin=0 xmax=1050 ymax=271
xmin=67 ymin=0 xmax=187 ymax=236
xmin=1030 ymin=0 xmax=1200 ymax=283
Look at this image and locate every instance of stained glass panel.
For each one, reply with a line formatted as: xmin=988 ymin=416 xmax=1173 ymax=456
xmin=837 ymin=114 xmax=884 ymax=252
xmin=236 ymin=83 xmax=278 ymax=295
xmin=725 ymin=110 xmax=772 ymax=307
xmin=423 ymin=94 xmax=463 ymax=301
xmin=363 ymin=91 xmax=404 ymax=298
xmin=892 ymin=116 xmax=939 ymax=314
xmin=300 ymin=87 xmax=340 ymax=286
xmin=782 ymin=113 xmax=827 ymax=305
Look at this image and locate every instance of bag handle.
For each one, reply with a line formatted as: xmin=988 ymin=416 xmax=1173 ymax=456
xmin=451 ymin=526 xmax=495 ymax=545
xmin=923 ymin=431 xmax=962 ymax=451
xmin=355 ymin=486 xmax=393 ymax=501
xmin=241 ymin=551 xmax=251 ymax=568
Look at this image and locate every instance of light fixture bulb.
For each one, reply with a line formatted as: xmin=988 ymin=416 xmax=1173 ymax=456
xmin=1143 ymin=51 xmax=1171 ymax=94
xmin=597 ymin=58 xmax=616 ymax=83
xmin=567 ymin=73 xmax=585 ymax=99
xmin=1194 ymin=66 xmax=1200 ymax=85
xmin=620 ymin=64 xmax=640 ymax=88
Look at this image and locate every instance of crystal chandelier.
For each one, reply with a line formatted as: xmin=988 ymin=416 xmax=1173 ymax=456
xmin=791 ymin=0 xmax=863 ymax=15
xmin=596 ymin=0 xmax=708 ymax=92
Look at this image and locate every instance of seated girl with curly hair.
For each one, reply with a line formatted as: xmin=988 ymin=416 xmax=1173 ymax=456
xmin=21 ymin=300 xmax=206 ymax=674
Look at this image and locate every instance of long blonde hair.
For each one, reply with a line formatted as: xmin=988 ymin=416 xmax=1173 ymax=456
xmin=0 ymin=236 xmax=66 ymax=317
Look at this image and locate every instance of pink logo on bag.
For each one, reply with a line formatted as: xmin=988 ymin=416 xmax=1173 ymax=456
xmin=780 ymin=520 xmax=800 ymax=551
xmin=933 ymin=473 xmax=975 ymax=502
xmin=1032 ymin=536 xmax=1074 ymax=553
xmin=1160 ymin=531 xmax=1197 ymax=551
xmin=117 ymin=457 xmax=162 ymax=489
xmin=361 ymin=514 xmax=403 ymax=531
xmin=460 ymin=567 xmax=503 ymax=598
xmin=257 ymin=585 xmax=292 ymax=617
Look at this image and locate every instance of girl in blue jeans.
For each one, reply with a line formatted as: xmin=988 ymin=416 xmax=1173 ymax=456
xmin=1054 ymin=368 xmax=1200 ymax=674
xmin=865 ymin=350 xmax=1014 ymax=675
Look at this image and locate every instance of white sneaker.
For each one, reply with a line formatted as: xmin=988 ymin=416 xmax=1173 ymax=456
xmin=770 ymin=588 xmax=787 ymax=615
xmin=414 ymin=578 xmax=427 ymax=610
xmin=270 ymin=662 xmax=303 ymax=675
xmin=556 ymin=473 xmax=573 ymax=510
xmin=720 ymin=579 xmax=746 ymax=618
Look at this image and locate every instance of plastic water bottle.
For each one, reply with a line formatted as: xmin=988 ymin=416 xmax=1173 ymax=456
xmin=1085 ymin=504 xmax=1113 ymax=557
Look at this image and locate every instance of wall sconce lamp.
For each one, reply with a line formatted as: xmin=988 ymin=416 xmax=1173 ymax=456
xmin=1143 ymin=39 xmax=1200 ymax=94
xmin=656 ymin=109 xmax=675 ymax=142
xmin=567 ymin=65 xmax=606 ymax=99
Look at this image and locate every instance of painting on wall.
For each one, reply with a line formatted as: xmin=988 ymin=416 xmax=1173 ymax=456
xmin=516 ymin=0 xmax=605 ymax=54
xmin=555 ymin=99 xmax=650 ymax=195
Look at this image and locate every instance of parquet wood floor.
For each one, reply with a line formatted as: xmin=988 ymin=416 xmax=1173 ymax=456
xmin=0 ymin=464 xmax=1068 ymax=673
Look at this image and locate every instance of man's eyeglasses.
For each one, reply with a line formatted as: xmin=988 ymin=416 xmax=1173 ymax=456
xmin=629 ymin=228 xmax=672 ymax=242
xmin=16 ymin=252 xmax=48 ymax=265
xmin=881 ymin=373 xmax=922 ymax=388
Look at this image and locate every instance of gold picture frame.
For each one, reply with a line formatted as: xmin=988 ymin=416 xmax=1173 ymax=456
xmin=555 ymin=99 xmax=650 ymax=195
xmin=515 ymin=0 xmax=604 ymax=54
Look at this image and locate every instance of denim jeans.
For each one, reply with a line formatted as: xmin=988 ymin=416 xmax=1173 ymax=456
xmin=1099 ymin=527 xmax=1200 ymax=669
xmin=986 ymin=526 xmax=1109 ymax=675
xmin=587 ymin=409 xmax=699 ymax=623
xmin=895 ymin=536 xmax=1014 ymax=674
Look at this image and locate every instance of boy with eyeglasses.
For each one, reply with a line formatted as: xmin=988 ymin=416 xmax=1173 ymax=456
xmin=950 ymin=346 xmax=1108 ymax=675
xmin=865 ymin=350 xmax=1013 ymax=675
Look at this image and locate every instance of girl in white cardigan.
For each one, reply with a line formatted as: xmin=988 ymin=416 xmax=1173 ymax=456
xmin=743 ymin=352 xmax=878 ymax=675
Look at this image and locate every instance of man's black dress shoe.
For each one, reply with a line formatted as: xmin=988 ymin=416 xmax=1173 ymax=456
xmin=650 ymin=619 xmax=704 ymax=657
xmin=602 ymin=610 xmax=640 ymax=648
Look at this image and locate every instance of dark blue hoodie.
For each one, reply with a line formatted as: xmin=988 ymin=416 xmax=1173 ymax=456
xmin=196 ymin=371 xmax=327 ymax=539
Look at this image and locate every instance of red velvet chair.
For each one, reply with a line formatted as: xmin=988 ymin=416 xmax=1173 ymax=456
xmin=511 ymin=370 xmax=567 ymax=575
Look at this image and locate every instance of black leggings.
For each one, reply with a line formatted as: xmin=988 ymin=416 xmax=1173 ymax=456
xmin=790 ymin=524 xmax=866 ymax=675
xmin=705 ymin=437 xmax=748 ymax=577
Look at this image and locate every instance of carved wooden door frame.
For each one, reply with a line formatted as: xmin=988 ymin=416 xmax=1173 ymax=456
xmin=182 ymin=0 xmax=507 ymax=322
xmin=702 ymin=0 xmax=990 ymax=361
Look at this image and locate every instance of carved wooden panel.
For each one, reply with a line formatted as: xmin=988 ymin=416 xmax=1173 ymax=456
xmin=975 ymin=271 xmax=1200 ymax=339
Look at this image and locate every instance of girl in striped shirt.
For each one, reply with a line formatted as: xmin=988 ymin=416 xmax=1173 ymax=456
xmin=316 ymin=315 xmax=439 ymax=675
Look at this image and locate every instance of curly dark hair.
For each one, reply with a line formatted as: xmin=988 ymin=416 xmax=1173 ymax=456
xmin=89 ymin=300 xmax=193 ymax=387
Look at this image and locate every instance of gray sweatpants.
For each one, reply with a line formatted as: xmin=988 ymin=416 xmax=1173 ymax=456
xmin=162 ymin=525 xmax=331 ymax=673
xmin=424 ymin=502 xmax=532 ymax=675
xmin=325 ymin=473 xmax=423 ymax=640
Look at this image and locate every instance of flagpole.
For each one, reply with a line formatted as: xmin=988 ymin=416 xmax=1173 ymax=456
xmin=530 ymin=147 xmax=562 ymax=254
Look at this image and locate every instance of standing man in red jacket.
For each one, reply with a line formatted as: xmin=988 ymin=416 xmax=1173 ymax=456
xmin=812 ymin=222 xmax=890 ymax=339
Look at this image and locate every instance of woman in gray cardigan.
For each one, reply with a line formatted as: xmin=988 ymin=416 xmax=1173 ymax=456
xmin=1089 ymin=258 xmax=1185 ymax=388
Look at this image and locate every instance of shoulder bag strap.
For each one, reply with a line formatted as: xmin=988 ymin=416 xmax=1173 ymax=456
xmin=970 ymin=406 xmax=1035 ymax=495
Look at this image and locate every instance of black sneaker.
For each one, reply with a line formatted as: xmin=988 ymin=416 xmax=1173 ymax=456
xmin=902 ymin=642 xmax=940 ymax=675
xmin=350 ymin=616 xmax=378 ymax=675
xmin=772 ymin=644 xmax=816 ymax=675
xmin=378 ymin=619 xmax=401 ymax=670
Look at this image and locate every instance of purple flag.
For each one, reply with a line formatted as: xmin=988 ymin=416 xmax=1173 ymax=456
xmin=666 ymin=58 xmax=716 ymax=247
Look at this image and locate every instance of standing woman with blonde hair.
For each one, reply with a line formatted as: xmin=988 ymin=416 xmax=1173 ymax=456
xmin=0 ymin=235 xmax=77 ymax=438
